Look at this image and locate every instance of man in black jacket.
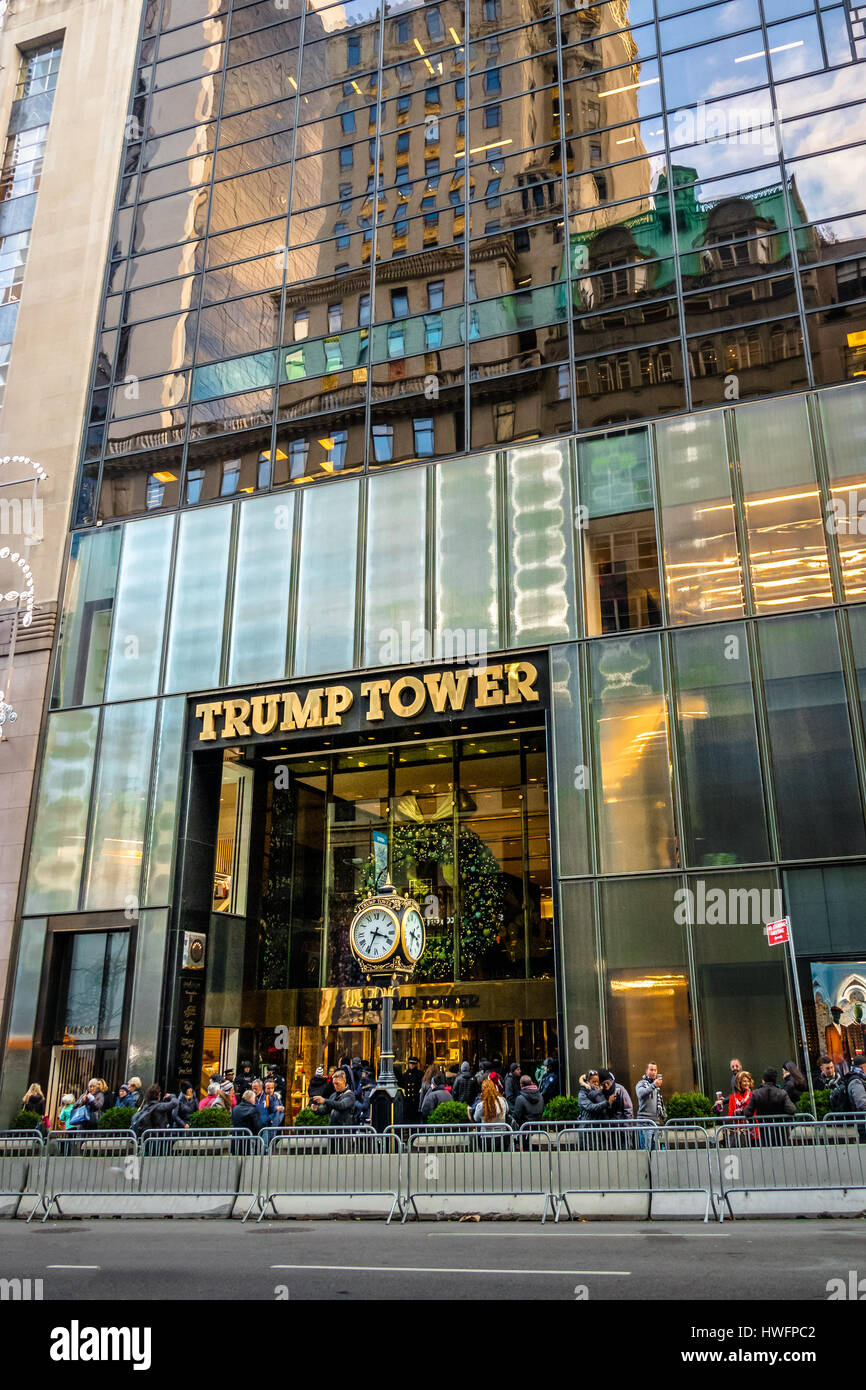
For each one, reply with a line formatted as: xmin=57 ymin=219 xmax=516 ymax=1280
xmin=451 ymin=1061 xmax=478 ymax=1108
xmin=420 ymin=1072 xmax=450 ymax=1121
xmin=400 ymin=1057 xmax=423 ymax=1123
xmin=232 ymin=1090 xmax=263 ymax=1133
xmin=310 ymin=1068 xmax=356 ymax=1125
xmin=512 ymin=1076 xmax=545 ymax=1126
xmin=744 ymin=1067 xmax=795 ymax=1145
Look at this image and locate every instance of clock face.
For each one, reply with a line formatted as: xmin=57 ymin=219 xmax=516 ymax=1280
xmin=402 ymin=908 xmax=425 ymax=962
xmin=351 ymin=907 xmax=399 ymax=963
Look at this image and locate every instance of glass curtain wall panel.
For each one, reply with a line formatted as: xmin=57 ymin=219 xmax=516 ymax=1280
xmin=163 ymin=502 xmax=232 ymax=692
xmin=104 ymin=513 xmax=175 ymax=700
xmin=83 ymin=700 xmax=158 ymax=911
xmin=227 ymin=492 xmax=294 ymax=685
xmin=294 ymin=477 xmax=359 ymax=676
xmin=24 ymin=710 xmax=99 ymax=913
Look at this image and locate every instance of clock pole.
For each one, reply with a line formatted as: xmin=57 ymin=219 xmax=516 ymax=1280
xmin=349 ymin=880 xmax=426 ymax=1130
xmin=376 ymin=977 xmax=399 ymax=1096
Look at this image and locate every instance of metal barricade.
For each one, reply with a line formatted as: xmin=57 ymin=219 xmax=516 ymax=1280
xmin=139 ymin=1128 xmax=265 ymax=1219
xmin=259 ymin=1125 xmax=401 ymax=1223
xmin=0 ymin=1129 xmax=43 ymax=1217
xmin=555 ymin=1121 xmax=718 ymax=1222
xmin=717 ymin=1114 xmax=866 ymax=1218
xmin=395 ymin=1123 xmax=554 ymax=1222
xmin=29 ymin=1130 xmax=139 ymax=1222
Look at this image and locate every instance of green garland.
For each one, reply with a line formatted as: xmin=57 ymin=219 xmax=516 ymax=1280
xmin=356 ymin=822 xmax=505 ymax=982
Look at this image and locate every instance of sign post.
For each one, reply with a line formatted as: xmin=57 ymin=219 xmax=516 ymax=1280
xmin=764 ymin=916 xmax=817 ymax=1119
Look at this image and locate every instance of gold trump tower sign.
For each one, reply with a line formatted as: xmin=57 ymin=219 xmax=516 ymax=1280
xmin=192 ymin=658 xmax=543 ymax=746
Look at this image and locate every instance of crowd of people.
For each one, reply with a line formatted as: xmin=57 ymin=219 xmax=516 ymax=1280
xmin=18 ymin=1049 xmax=866 ymax=1138
xmin=308 ymin=1054 xmax=563 ymax=1128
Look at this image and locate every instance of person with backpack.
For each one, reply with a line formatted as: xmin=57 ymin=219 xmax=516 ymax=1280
xmin=451 ymin=1061 xmax=479 ymax=1108
xmin=829 ymin=1054 xmax=866 ymax=1140
xmin=130 ymin=1085 xmax=185 ymax=1140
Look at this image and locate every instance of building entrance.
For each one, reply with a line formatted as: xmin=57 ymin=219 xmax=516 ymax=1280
xmin=201 ymin=729 xmax=558 ymax=1109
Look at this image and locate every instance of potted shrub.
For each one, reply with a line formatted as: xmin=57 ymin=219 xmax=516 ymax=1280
xmin=8 ymin=1110 xmax=43 ymax=1131
xmin=665 ymin=1091 xmax=715 ymax=1121
xmin=797 ymin=1089 xmax=830 ymax=1120
xmin=186 ymin=1104 xmax=231 ymax=1128
xmin=542 ymin=1095 xmax=581 ymax=1122
xmin=428 ymin=1100 xmax=472 ymax=1126
xmin=293 ymin=1107 xmax=329 ymax=1128
xmin=98 ymin=1105 xmax=136 ymax=1131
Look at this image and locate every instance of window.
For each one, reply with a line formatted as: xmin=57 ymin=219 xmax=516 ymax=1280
xmin=424 ymin=313 xmax=443 ymax=349
xmin=397 ymin=95 xmax=411 ymax=116
xmin=468 ymin=271 xmax=477 ymax=300
xmin=0 ymin=229 xmax=30 ymax=305
xmin=425 ymin=86 xmax=441 ymax=109
xmin=397 ymin=65 xmax=413 ymax=88
xmin=427 ymin=280 xmax=444 ymax=310
xmin=185 ymin=466 xmax=204 ymax=505
xmin=486 ymin=177 xmax=501 ymax=208
xmin=328 ymin=303 xmax=343 ymax=333
xmin=287 ymin=439 xmax=308 ymax=478
xmin=293 ymin=310 xmax=309 ymax=341
xmin=347 ymin=35 xmax=361 ymax=66
xmin=426 ymin=7 xmax=444 ymax=38
xmin=455 ymin=77 xmax=465 ymax=101
xmin=359 ymin=293 xmax=371 ymax=326
xmin=589 ymin=141 xmax=602 ymax=164
xmin=425 ymin=157 xmax=440 ymax=184
xmin=414 ymin=416 xmax=435 ymax=456
xmin=330 ymin=430 xmax=348 ymax=470
xmin=335 ymin=220 xmax=350 ymax=249
xmin=341 ymin=111 xmax=356 ymax=134
xmin=387 ymin=322 xmax=406 ymax=357
xmin=368 ymin=105 xmax=377 ymax=129
xmin=339 ymin=146 xmax=354 ymax=169
xmin=372 ymin=424 xmax=394 ymax=462
xmin=324 ymin=337 xmax=344 ymax=372
xmin=220 ymin=459 xmax=240 ymax=496
xmin=339 ymin=182 xmax=352 ymax=209
xmin=395 ymin=164 xmax=411 ymax=189
xmin=396 ymin=131 xmax=410 ymax=153
xmin=484 ymin=67 xmax=501 ymax=94
xmin=484 ymin=104 xmax=501 ymax=128
xmin=482 ymin=0 xmax=501 ymax=19
xmin=396 ymin=17 xmax=410 ymax=42
xmin=146 ymin=474 xmax=165 ymax=510
xmin=391 ymin=287 xmax=409 ymax=317
xmin=257 ymin=452 xmax=271 ymax=489
xmin=285 ymin=348 xmax=308 ymax=387
xmin=0 ymin=123 xmax=49 ymax=202
xmin=593 ymin=173 xmax=608 ymax=201
xmin=494 ymin=402 xmax=515 ymax=440
xmin=557 ymin=364 xmax=570 ymax=399
xmin=425 ymin=117 xmax=439 ymax=143
xmin=16 ymin=42 xmax=62 ymax=99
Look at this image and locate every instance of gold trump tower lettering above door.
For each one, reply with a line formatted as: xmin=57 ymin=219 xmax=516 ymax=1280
xmin=193 ymin=660 xmax=540 ymax=746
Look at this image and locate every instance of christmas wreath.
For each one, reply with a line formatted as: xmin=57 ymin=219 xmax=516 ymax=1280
xmin=356 ymin=821 xmax=505 ymax=982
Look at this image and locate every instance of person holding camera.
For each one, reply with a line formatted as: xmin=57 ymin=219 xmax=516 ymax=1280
xmin=635 ymin=1060 xmax=666 ymax=1150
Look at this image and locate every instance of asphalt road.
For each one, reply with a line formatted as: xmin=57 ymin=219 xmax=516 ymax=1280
xmin=1 ymin=1219 xmax=862 ymax=1301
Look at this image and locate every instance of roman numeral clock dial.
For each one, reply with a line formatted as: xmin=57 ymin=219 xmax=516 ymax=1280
xmin=349 ymin=889 xmax=426 ymax=974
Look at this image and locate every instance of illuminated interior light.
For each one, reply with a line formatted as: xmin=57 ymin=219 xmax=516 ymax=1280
xmin=468 ymin=138 xmax=513 ymax=154
xmin=288 ymin=75 xmax=298 ymax=89
xmin=449 ymin=27 xmax=462 ymax=44
xmin=735 ymin=40 xmax=804 ymax=61
xmin=600 ymin=76 xmax=659 ymax=98
xmin=615 ymin=135 xmax=636 ymax=145
xmin=151 ymin=471 xmax=177 ymax=483
xmin=413 ymin=37 xmax=425 ymax=55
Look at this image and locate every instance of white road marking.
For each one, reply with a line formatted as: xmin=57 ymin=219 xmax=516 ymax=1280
xmin=271 ymin=1263 xmax=630 ymax=1276
xmin=46 ymin=1264 xmax=101 ymax=1269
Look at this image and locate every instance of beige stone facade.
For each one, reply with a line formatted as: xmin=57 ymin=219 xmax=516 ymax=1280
xmin=0 ymin=0 xmax=139 ymax=1033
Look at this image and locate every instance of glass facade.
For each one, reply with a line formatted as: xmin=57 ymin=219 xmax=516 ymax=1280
xmin=4 ymin=0 xmax=866 ymax=1123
